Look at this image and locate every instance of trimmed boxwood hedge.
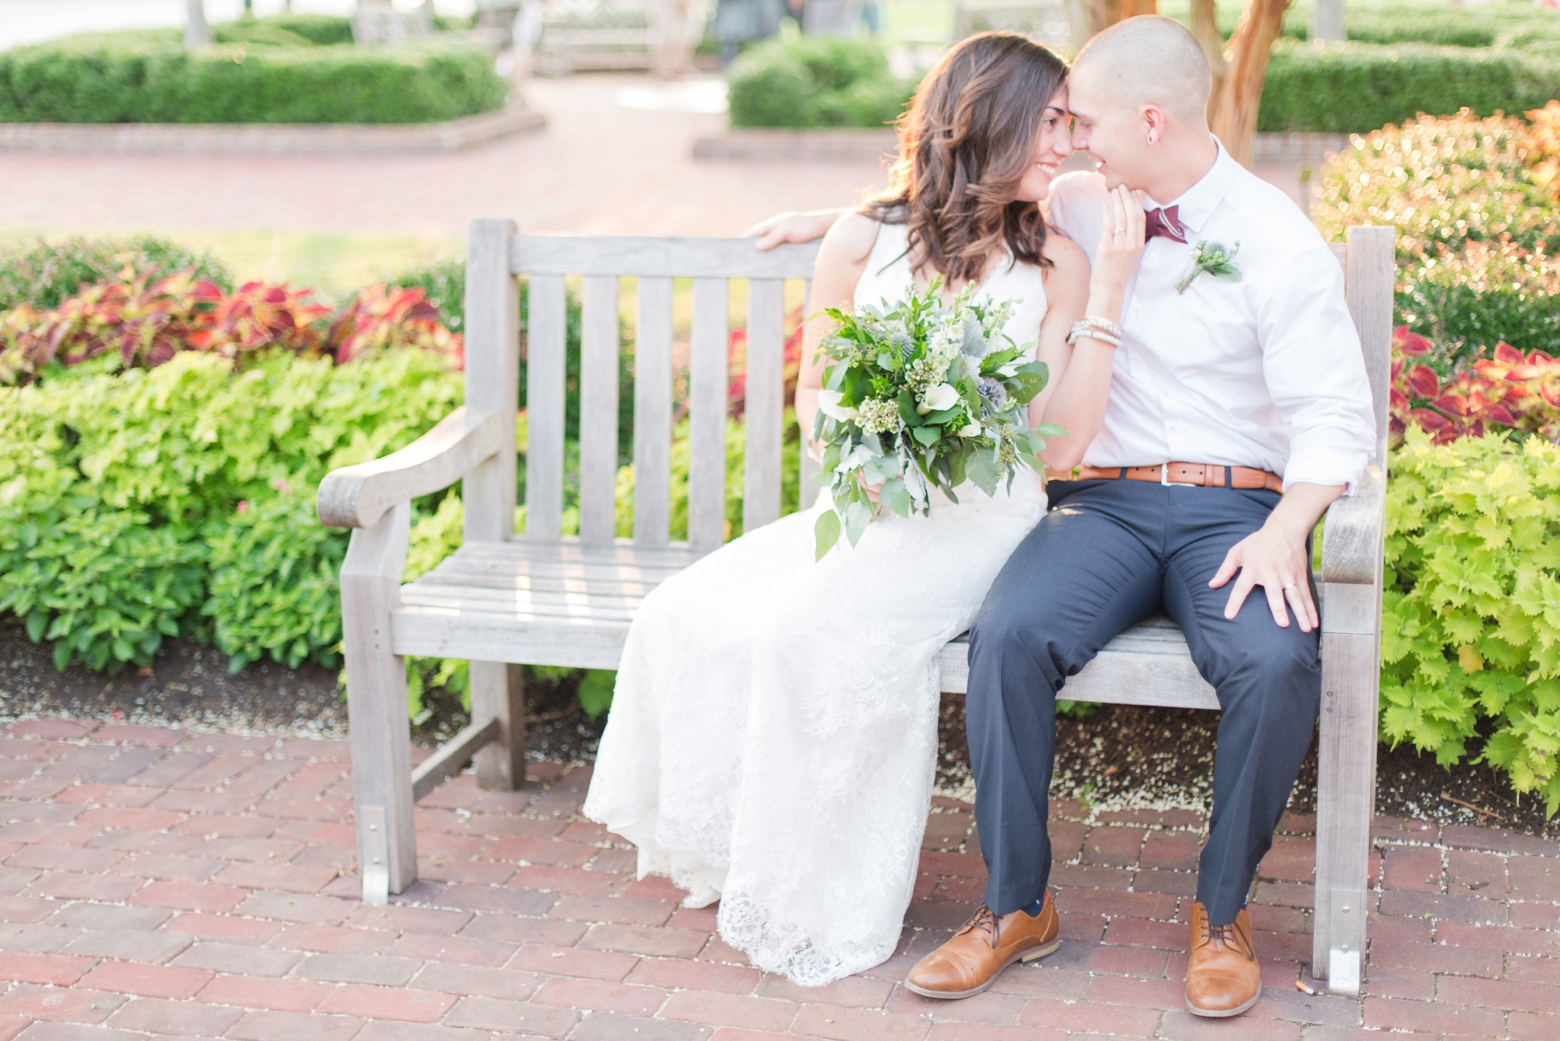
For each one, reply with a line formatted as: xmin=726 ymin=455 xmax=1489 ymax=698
xmin=727 ymin=36 xmax=914 ymax=129
xmin=0 ymin=29 xmax=507 ymax=125
xmin=1258 ymin=39 xmax=1560 ymax=133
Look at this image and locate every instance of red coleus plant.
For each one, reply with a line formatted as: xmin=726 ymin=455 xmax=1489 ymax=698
xmin=0 ymin=269 xmax=223 ymax=378
xmin=1391 ymin=326 xmax=1560 ymax=443
xmin=0 ymin=271 xmax=463 ymax=386
xmin=325 ymin=284 xmax=462 ymax=368
xmin=187 ymin=280 xmax=332 ymax=359
xmin=724 ymin=305 xmax=806 ymax=419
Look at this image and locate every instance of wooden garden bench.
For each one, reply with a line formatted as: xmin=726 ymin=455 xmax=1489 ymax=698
xmin=317 ymin=221 xmax=1392 ymax=997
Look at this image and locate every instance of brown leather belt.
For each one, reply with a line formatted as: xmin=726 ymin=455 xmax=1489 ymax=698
xmin=1044 ymin=462 xmax=1284 ymax=493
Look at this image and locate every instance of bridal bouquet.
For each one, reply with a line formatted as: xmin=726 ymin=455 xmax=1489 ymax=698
xmin=811 ymin=278 xmax=1062 ymax=559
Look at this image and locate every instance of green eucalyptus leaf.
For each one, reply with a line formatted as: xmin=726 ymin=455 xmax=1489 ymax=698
xmin=879 ymin=477 xmax=911 ymax=518
xmin=844 ymin=499 xmax=873 ymax=547
xmin=814 ymin=508 xmax=842 ymax=560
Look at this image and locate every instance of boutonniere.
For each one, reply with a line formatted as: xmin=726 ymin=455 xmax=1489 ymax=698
xmin=1177 ymin=240 xmax=1242 ymax=294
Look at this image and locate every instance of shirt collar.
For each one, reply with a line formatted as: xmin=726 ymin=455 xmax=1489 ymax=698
xmin=1160 ymin=138 xmax=1239 ymax=238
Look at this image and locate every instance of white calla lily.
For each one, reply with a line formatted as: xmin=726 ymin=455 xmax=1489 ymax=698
xmin=957 ymin=423 xmax=981 ymax=438
xmin=817 ymin=389 xmax=858 ymax=421
xmin=920 ymin=383 xmax=961 ymax=412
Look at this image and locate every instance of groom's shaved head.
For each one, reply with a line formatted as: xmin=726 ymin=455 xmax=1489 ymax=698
xmin=1071 ymin=15 xmax=1211 ymax=125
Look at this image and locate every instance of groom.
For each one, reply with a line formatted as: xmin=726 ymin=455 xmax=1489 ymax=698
xmin=753 ymin=15 xmax=1375 ymax=1018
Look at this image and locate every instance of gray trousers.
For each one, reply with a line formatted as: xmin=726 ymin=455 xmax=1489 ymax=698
xmin=966 ymin=477 xmax=1321 ymax=924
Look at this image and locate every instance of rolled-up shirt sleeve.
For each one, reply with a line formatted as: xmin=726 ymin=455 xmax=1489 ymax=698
xmin=1254 ymin=245 xmax=1377 ymax=492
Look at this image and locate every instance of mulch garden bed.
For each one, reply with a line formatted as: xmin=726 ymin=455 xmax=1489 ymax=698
xmin=2 ymin=620 xmax=1554 ymax=837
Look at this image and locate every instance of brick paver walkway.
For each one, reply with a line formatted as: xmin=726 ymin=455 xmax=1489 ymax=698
xmin=1 ymin=717 xmax=1556 ymax=1041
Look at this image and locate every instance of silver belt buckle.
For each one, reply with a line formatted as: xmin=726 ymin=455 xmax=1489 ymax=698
xmin=1160 ymin=463 xmax=1198 ymax=487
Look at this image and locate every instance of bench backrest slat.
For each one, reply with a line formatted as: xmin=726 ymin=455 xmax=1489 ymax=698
xmin=525 ymin=273 xmax=569 ymax=542
xmin=632 ymin=276 xmax=676 ymax=546
xmin=688 ymin=277 xmax=730 ymax=550
xmin=578 ymin=275 xmax=622 ymax=545
xmin=743 ymin=278 xmax=787 ymax=532
xmin=511 ymin=235 xmax=820 ymax=279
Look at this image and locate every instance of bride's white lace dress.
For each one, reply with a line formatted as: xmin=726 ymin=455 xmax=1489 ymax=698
xmin=582 ymin=221 xmax=1049 ymax=986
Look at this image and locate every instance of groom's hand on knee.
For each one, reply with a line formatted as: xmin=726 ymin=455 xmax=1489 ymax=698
xmin=1209 ymin=527 xmax=1318 ymax=633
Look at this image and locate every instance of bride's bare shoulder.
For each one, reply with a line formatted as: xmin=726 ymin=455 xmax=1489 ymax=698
xmin=809 ymin=211 xmax=883 ymax=288
xmin=1041 ymin=231 xmax=1088 ymax=286
xmin=820 ymin=211 xmax=883 ymax=263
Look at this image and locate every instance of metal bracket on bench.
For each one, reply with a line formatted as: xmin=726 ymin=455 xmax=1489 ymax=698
xmin=360 ymin=805 xmax=390 ymax=907
xmin=1326 ymin=888 xmax=1365 ymax=997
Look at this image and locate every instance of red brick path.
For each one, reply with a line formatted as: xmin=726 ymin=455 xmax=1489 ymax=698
xmin=1 ymin=717 xmax=1556 ymax=1040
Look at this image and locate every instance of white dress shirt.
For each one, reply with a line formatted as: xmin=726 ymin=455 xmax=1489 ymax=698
xmin=1048 ymin=142 xmax=1377 ymax=491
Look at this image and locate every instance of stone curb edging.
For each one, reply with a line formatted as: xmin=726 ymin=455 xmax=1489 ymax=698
xmin=0 ymin=105 xmax=546 ymax=155
xmin=694 ymin=128 xmax=1353 ymax=164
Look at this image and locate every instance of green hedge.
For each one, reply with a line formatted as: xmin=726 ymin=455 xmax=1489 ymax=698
xmin=0 ymin=31 xmax=507 ymax=124
xmin=1258 ymin=39 xmax=1560 ymax=133
xmin=727 ymin=36 xmax=914 ymax=129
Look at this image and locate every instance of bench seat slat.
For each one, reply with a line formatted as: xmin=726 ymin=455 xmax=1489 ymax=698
xmin=396 ymin=543 xmax=1217 ymax=706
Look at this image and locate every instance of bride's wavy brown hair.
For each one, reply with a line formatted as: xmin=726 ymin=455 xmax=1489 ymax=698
xmin=866 ymin=32 xmax=1068 ymax=284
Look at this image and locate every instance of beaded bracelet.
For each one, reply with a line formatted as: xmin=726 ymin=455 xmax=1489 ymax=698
xmin=1078 ymin=315 xmax=1124 ymax=338
xmin=1066 ymin=320 xmax=1122 ymax=348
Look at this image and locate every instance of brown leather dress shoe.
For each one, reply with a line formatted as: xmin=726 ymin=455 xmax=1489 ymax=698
xmin=905 ymin=895 xmax=1061 ymax=999
xmin=1185 ymin=901 xmax=1261 ymax=1017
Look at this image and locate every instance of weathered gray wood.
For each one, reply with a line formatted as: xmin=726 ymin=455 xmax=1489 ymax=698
xmin=1321 ymin=466 xmax=1385 ymax=587
xmin=526 ymin=274 xmax=569 ymax=542
xmin=579 ymin=275 xmax=621 ymax=545
xmin=471 ymin=661 xmax=526 ymax=790
xmin=744 ymin=278 xmax=786 ymax=532
xmin=799 ymin=276 xmax=821 ymax=511
xmin=511 ymin=236 xmax=820 ymax=279
xmin=1312 ymin=631 xmax=1381 ymax=995
xmin=340 ymin=501 xmax=417 ymax=903
xmin=464 ymin=220 xmax=520 ymax=544
xmin=633 ymin=277 xmax=675 ymax=546
xmin=410 ymin=716 xmax=499 ymax=802
xmin=937 ymin=616 xmax=1220 ymax=708
xmin=688 ymin=278 xmax=729 ymax=551
xmin=1312 ymin=231 xmax=1387 ymax=995
xmin=317 ymin=407 xmax=502 ymax=529
xmin=1346 ymin=227 xmax=1395 ymax=465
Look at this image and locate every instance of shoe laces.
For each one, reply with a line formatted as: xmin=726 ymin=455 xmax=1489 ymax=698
xmin=959 ymin=905 xmax=1001 ymax=949
xmin=1200 ymin=916 xmax=1254 ymax=959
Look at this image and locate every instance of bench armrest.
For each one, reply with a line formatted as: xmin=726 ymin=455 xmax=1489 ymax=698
xmin=1320 ymin=464 xmax=1385 ymax=586
xmin=317 ymin=406 xmax=505 ymax=529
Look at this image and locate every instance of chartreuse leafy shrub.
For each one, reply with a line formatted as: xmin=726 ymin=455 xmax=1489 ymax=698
xmin=0 ymin=30 xmax=506 ymax=124
xmin=0 ymin=235 xmax=230 ymax=312
xmin=1383 ymin=429 xmax=1560 ymax=816
xmin=727 ymin=34 xmax=914 ymax=129
xmin=0 ymin=349 xmax=461 ymax=674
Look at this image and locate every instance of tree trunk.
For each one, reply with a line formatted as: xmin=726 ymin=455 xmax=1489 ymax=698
xmin=184 ymin=0 xmax=211 ymax=48
xmin=1189 ymin=0 xmax=1229 ymax=124
xmin=1209 ymin=0 xmax=1289 ymax=167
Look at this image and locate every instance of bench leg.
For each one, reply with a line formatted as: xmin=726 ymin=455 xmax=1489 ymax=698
xmin=1312 ymin=628 xmax=1379 ymax=996
xmin=341 ymin=502 xmax=417 ymax=906
xmin=472 ymin=661 xmax=526 ymax=790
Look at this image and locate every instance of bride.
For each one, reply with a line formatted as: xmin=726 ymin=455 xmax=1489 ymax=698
xmin=584 ymin=31 xmax=1145 ymax=987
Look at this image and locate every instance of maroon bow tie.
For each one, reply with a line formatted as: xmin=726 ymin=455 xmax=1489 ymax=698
xmin=1143 ymin=205 xmax=1187 ymax=244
